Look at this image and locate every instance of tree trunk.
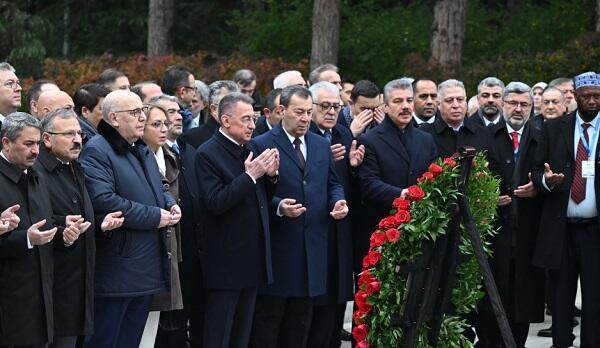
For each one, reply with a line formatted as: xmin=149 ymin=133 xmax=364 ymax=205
xmin=147 ymin=0 xmax=174 ymax=57
xmin=310 ymin=0 xmax=340 ymax=70
xmin=430 ymin=0 xmax=466 ymax=75
xmin=595 ymin=0 xmax=600 ymax=32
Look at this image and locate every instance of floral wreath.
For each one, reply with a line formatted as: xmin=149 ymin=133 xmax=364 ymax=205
xmin=353 ymin=153 xmax=500 ymax=347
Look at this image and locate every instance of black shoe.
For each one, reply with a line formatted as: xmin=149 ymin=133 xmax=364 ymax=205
xmin=574 ymin=305 xmax=582 ymax=317
xmin=340 ymin=328 xmax=352 ymax=341
xmin=537 ymin=326 xmax=552 ymax=337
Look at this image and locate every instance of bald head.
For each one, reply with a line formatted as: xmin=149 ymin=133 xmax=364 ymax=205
xmin=102 ymin=90 xmax=145 ymax=143
xmin=37 ymin=90 xmax=75 ymax=119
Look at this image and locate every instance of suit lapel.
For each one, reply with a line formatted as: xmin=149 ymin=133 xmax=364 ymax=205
xmin=560 ymin=114 xmax=576 ymax=161
xmin=272 ymin=125 xmax=304 ymax=171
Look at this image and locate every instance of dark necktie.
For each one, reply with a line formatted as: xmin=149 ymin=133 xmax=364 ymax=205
xmin=293 ymin=137 xmax=305 ymax=170
xmin=170 ymin=142 xmax=180 ymax=156
xmin=511 ymin=131 xmax=519 ymax=161
xmin=324 ymin=130 xmax=332 ymax=144
xmin=571 ymin=123 xmax=590 ymax=203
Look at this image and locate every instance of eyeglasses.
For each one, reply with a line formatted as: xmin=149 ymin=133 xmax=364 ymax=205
xmin=313 ymin=102 xmax=341 ymax=112
xmin=504 ymin=100 xmax=531 ymax=109
xmin=114 ymin=108 xmax=144 ymax=118
xmin=46 ymin=130 xmax=83 ymax=139
xmin=2 ymin=80 xmax=21 ymax=90
xmin=146 ymin=120 xmax=172 ymax=129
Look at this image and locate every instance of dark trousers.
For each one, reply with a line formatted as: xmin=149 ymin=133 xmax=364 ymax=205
xmin=549 ymin=221 xmax=600 ymax=348
xmin=250 ymin=295 xmax=314 ymax=348
xmin=307 ymin=303 xmax=346 ymax=348
xmin=49 ymin=337 xmax=77 ymax=348
xmin=203 ymin=287 xmax=258 ymax=348
xmin=0 ymin=344 xmax=48 ymax=348
xmin=180 ymin=243 xmax=205 ymax=348
xmin=83 ymin=295 xmax=153 ymax=348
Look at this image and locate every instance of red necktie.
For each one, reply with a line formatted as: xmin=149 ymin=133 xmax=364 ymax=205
xmin=571 ymin=123 xmax=590 ymax=203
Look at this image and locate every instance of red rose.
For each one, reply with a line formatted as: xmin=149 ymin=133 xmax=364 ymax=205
xmin=418 ymin=171 xmax=434 ymax=183
xmin=369 ymin=231 xmax=387 ymax=248
xmin=393 ymin=197 xmax=410 ymax=210
xmin=353 ymin=324 xmax=368 ymax=343
xmin=394 ymin=210 xmax=411 ymax=224
xmin=366 ymin=280 xmax=381 ymax=293
xmin=429 ymin=163 xmax=443 ymax=177
xmin=443 ymin=157 xmax=457 ymax=168
xmin=408 ymin=185 xmax=425 ymax=201
xmin=360 ymin=302 xmax=372 ymax=314
xmin=366 ymin=250 xmax=382 ymax=267
xmin=355 ymin=290 xmax=368 ymax=307
xmin=362 ymin=255 xmax=370 ymax=269
xmin=378 ymin=216 xmax=400 ymax=229
xmin=386 ymin=228 xmax=400 ymax=242
xmin=356 ymin=341 xmax=370 ymax=348
xmin=353 ymin=309 xmax=365 ymax=324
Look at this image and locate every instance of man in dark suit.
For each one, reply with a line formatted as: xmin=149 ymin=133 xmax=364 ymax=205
xmin=531 ymin=71 xmax=600 ymax=348
xmin=195 ymin=93 xmax=278 ymax=347
xmin=337 ymin=80 xmax=383 ymax=138
xmin=530 ymin=87 xmax=567 ymax=131
xmin=358 ymin=78 xmax=437 ymax=264
xmin=467 ymin=77 xmax=505 ymax=127
xmin=254 ymin=88 xmax=283 ymax=137
xmin=411 ymin=78 xmax=439 ymax=128
xmin=34 ymin=109 xmax=123 ymax=348
xmin=477 ymin=82 xmax=545 ymax=347
xmin=249 ymin=85 xmax=348 ymax=348
xmin=0 ymin=113 xmax=58 ymax=347
xmin=179 ymin=80 xmax=239 ymax=149
xmin=420 ymin=79 xmax=498 ymax=161
xmin=306 ymin=82 xmax=365 ymax=347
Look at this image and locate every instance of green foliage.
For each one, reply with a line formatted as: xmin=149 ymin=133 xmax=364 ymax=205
xmin=0 ymin=1 xmax=49 ymax=76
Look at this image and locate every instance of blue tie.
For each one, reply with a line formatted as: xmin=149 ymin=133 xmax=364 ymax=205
xmin=170 ymin=143 xmax=180 ymax=156
xmin=324 ymin=130 xmax=332 ymax=144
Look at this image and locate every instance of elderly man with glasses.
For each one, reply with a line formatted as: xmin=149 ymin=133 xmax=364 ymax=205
xmin=79 ymin=90 xmax=181 ymax=348
xmin=0 ymin=62 xmax=22 ymax=127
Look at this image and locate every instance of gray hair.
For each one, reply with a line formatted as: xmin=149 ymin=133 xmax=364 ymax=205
xmin=148 ymin=94 xmax=178 ymax=104
xmin=195 ymin=80 xmax=209 ymax=102
xmin=308 ymin=64 xmax=339 ymax=85
xmin=548 ymin=77 xmax=573 ymax=88
xmin=542 ymin=86 xmax=565 ymax=102
xmin=101 ymin=95 xmax=120 ymax=122
xmin=383 ymin=78 xmax=413 ymax=103
xmin=309 ymin=81 xmax=340 ymax=103
xmin=273 ymin=70 xmax=303 ymax=89
xmin=438 ymin=79 xmax=466 ymax=99
xmin=208 ymin=80 xmax=240 ymax=106
xmin=218 ymin=92 xmax=254 ymax=124
xmin=468 ymin=95 xmax=478 ymax=110
xmin=1 ymin=112 xmax=41 ymax=142
xmin=0 ymin=62 xmax=16 ymax=73
xmin=40 ymin=108 xmax=78 ymax=132
xmin=232 ymin=69 xmax=257 ymax=87
xmin=477 ymin=77 xmax=505 ymax=94
xmin=503 ymin=81 xmax=532 ymax=101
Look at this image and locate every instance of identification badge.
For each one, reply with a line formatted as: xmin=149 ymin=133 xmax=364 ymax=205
xmin=582 ymin=160 xmax=595 ymax=178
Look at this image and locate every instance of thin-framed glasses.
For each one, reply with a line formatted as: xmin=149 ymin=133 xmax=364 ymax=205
xmin=114 ymin=108 xmax=144 ymax=118
xmin=46 ymin=130 xmax=83 ymax=139
xmin=2 ymin=80 xmax=21 ymax=90
xmin=313 ymin=102 xmax=342 ymax=113
xmin=146 ymin=120 xmax=172 ymax=129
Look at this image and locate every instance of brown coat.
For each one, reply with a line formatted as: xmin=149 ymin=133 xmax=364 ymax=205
xmin=150 ymin=145 xmax=183 ymax=311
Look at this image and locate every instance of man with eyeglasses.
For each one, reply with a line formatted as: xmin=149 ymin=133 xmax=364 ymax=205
xmin=306 ymin=81 xmax=364 ymax=347
xmin=36 ymin=90 xmax=75 ymax=119
xmin=0 ymin=62 xmax=22 ymax=127
xmin=477 ymin=82 xmax=544 ymax=348
xmin=467 ymin=77 xmax=505 ymax=127
xmin=530 ymin=87 xmax=567 ymax=131
xmin=531 ymin=72 xmax=600 ymax=348
xmin=161 ymin=65 xmax=197 ymax=133
xmin=34 ymin=108 xmax=123 ymax=348
xmin=249 ymin=85 xmax=347 ymax=348
xmin=411 ymin=78 xmax=439 ymax=127
xmin=79 ymin=90 xmax=181 ymax=347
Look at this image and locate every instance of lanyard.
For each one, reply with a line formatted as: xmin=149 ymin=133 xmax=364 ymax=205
xmin=576 ymin=114 xmax=600 ymax=159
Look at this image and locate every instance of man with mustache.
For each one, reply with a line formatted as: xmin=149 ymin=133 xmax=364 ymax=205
xmin=411 ymin=78 xmax=439 ymax=127
xmin=468 ymin=77 xmax=505 ymax=127
xmin=0 ymin=113 xmax=58 ymax=347
xmin=34 ymin=108 xmax=124 ymax=348
xmin=532 ymin=72 xmax=600 ymax=348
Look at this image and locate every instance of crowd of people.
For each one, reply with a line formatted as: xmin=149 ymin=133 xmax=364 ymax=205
xmin=0 ymin=60 xmax=598 ymax=348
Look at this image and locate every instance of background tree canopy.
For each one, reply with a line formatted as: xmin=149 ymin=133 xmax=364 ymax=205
xmin=1 ymin=0 xmax=598 ymax=93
